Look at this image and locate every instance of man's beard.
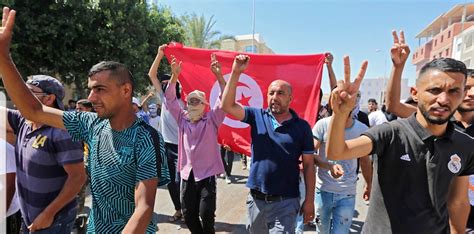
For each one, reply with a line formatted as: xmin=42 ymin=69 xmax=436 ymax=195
xmin=457 ymin=104 xmax=474 ymax=113
xmin=419 ymin=104 xmax=456 ymax=125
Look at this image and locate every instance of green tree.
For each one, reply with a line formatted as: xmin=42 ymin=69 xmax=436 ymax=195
xmin=181 ymin=13 xmax=222 ymax=49
xmin=2 ymin=0 xmax=185 ymax=98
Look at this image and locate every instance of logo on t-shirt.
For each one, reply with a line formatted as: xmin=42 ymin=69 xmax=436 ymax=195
xmin=32 ymin=134 xmax=48 ymax=149
xmin=447 ymin=154 xmax=462 ymax=174
xmin=400 ymin=154 xmax=411 ymax=161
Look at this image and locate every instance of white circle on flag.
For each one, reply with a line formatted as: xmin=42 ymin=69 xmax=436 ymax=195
xmin=210 ymin=73 xmax=263 ymax=129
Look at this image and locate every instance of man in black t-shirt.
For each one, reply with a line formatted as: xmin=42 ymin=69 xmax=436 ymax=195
xmin=326 ymin=52 xmax=474 ymax=233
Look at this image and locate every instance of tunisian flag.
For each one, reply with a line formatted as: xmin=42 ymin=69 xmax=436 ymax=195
xmin=164 ymin=43 xmax=325 ymax=156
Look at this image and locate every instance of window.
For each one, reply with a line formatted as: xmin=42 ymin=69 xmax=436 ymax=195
xmin=466 ymin=35 xmax=473 ymax=49
xmin=464 ymin=59 xmax=472 ymax=67
xmin=435 ymin=40 xmax=437 ymax=46
xmin=448 ymin=31 xmax=451 ymax=38
xmin=441 ymin=35 xmax=444 ymax=43
xmin=421 ymin=48 xmax=424 ymax=54
xmin=458 ymin=42 xmax=462 ymax=52
xmin=439 ymin=52 xmax=442 ymax=58
xmin=244 ymin=45 xmax=257 ymax=53
xmin=445 ymin=48 xmax=449 ymax=56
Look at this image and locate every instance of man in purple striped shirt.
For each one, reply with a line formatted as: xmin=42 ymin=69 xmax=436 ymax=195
xmin=5 ymin=75 xmax=86 ymax=233
xmin=164 ymin=54 xmax=226 ymax=234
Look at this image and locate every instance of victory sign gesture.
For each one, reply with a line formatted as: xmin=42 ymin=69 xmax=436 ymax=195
xmin=0 ymin=7 xmax=16 ymax=60
xmin=330 ymin=56 xmax=368 ymax=115
xmin=390 ymin=30 xmax=410 ymax=68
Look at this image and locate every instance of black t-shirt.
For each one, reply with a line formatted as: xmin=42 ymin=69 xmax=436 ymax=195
xmin=361 ymin=114 xmax=474 ymax=234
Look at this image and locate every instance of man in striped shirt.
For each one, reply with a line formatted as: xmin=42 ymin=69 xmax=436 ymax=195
xmin=0 ymin=8 xmax=164 ymax=233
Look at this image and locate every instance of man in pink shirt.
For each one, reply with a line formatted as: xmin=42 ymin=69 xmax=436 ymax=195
xmin=164 ymin=54 xmax=226 ymax=234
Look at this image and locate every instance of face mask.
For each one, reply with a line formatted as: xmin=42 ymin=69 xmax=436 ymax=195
xmin=149 ymin=107 xmax=158 ymax=118
xmin=352 ymin=103 xmax=360 ymax=119
xmin=187 ymin=104 xmax=205 ymax=122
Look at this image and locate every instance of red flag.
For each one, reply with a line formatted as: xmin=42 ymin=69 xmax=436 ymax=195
xmin=164 ymin=43 xmax=324 ymax=156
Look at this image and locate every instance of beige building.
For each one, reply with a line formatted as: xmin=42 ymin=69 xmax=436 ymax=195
xmin=453 ymin=25 xmax=474 ymax=68
xmin=220 ymin=34 xmax=274 ymax=54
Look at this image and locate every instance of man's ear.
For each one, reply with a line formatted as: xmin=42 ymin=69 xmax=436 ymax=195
xmin=410 ymin=86 xmax=418 ymax=102
xmin=122 ymin=83 xmax=133 ymax=98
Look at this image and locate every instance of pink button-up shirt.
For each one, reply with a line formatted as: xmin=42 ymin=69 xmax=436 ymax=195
xmin=165 ymin=82 xmax=225 ymax=181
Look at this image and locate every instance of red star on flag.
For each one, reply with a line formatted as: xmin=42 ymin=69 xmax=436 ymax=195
xmin=237 ymin=93 xmax=252 ymax=106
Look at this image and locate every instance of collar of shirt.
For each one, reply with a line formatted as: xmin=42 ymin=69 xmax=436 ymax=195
xmin=266 ymin=108 xmax=299 ymax=128
xmin=407 ymin=113 xmax=455 ymax=142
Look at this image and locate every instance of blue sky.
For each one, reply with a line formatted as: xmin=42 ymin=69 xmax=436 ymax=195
xmin=156 ymin=0 xmax=469 ymax=93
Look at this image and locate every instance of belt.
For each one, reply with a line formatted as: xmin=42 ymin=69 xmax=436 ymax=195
xmin=250 ymin=189 xmax=284 ymax=202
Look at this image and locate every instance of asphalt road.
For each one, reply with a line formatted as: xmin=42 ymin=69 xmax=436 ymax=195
xmin=79 ymin=158 xmax=369 ymax=233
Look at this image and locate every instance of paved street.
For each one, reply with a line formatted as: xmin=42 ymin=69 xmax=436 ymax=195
xmin=82 ymin=158 xmax=369 ymax=233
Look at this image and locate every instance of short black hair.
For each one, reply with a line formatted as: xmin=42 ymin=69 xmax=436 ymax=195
xmin=89 ymin=61 xmax=135 ymax=95
xmin=468 ymin=69 xmax=474 ymax=77
xmin=368 ymin=98 xmax=377 ymax=104
xmin=418 ymin=58 xmax=467 ymax=83
xmin=77 ymin=99 xmax=93 ymax=109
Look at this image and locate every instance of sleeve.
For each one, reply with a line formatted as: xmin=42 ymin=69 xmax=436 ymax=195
xmin=312 ymin=118 xmax=326 ymax=141
xmin=460 ymin=154 xmax=474 ymax=176
xmin=5 ymin=141 xmax=15 ymax=174
xmin=53 ymin=129 xmax=84 ymax=165
xmin=210 ymin=95 xmax=226 ymax=127
xmin=164 ymin=82 xmax=185 ymax=123
xmin=242 ymin=106 xmax=258 ymax=125
xmin=62 ymin=111 xmax=97 ymax=142
xmin=301 ymin=121 xmax=315 ymax=155
xmin=7 ymin=109 xmax=22 ymax=134
xmin=135 ymin=132 xmax=159 ymax=183
xmin=361 ymin=122 xmax=393 ymax=157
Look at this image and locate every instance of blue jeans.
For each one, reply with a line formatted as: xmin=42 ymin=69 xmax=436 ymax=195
xmin=315 ymin=190 xmax=355 ymax=234
xmin=295 ymin=172 xmax=305 ymax=234
xmin=21 ymin=208 xmax=76 ymax=234
xmin=247 ymin=193 xmax=300 ymax=233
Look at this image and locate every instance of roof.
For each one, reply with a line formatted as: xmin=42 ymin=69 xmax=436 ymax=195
xmin=416 ymin=3 xmax=474 ymax=38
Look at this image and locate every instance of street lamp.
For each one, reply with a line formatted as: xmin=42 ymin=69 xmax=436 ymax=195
xmin=376 ymin=49 xmax=388 ymax=107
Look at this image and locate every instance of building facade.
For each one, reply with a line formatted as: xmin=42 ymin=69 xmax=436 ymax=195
xmin=220 ymin=34 xmax=274 ymax=54
xmin=412 ymin=3 xmax=474 ymax=72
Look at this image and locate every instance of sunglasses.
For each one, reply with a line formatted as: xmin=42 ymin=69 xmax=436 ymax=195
xmin=187 ymin=98 xmax=203 ymax=106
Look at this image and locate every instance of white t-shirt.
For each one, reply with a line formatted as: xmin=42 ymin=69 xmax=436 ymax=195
xmin=1 ymin=140 xmax=19 ymax=217
xmin=368 ymin=110 xmax=388 ymax=127
xmin=149 ymin=116 xmax=161 ymax=132
xmin=159 ymin=92 xmax=183 ymax=144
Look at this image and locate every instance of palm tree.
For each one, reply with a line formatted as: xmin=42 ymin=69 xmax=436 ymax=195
xmin=181 ymin=13 xmax=225 ymax=49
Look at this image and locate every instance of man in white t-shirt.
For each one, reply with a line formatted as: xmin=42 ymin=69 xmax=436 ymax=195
xmin=148 ymin=103 xmax=161 ymax=132
xmin=367 ymin=98 xmax=388 ymax=127
xmin=2 ymin=139 xmax=20 ymax=232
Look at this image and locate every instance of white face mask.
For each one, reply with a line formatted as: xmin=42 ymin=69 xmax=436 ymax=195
xmin=187 ymin=104 xmax=205 ymax=122
xmin=149 ymin=107 xmax=158 ymax=117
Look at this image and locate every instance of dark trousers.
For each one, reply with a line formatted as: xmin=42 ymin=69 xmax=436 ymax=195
xmin=181 ymin=170 xmax=216 ymax=234
xmin=220 ymin=147 xmax=234 ymax=177
xmin=165 ymin=143 xmax=181 ymax=211
xmin=7 ymin=211 xmax=21 ymax=234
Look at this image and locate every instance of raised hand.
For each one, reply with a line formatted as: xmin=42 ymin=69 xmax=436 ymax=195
xmin=0 ymin=7 xmax=16 ymax=59
xmin=170 ymin=55 xmax=182 ymax=76
xmin=210 ymin=53 xmax=222 ymax=76
xmin=330 ymin=56 xmax=368 ymax=115
xmin=232 ymin=54 xmax=250 ymax=74
xmin=158 ymin=44 xmax=167 ymax=57
xmin=390 ymin=30 xmax=410 ymax=67
xmin=325 ymin=52 xmax=334 ymax=66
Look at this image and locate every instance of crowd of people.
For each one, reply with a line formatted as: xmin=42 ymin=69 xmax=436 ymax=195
xmin=1 ymin=6 xmax=474 ymax=234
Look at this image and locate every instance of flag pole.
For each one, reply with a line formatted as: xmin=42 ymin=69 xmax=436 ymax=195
xmin=252 ymin=0 xmax=256 ymax=52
